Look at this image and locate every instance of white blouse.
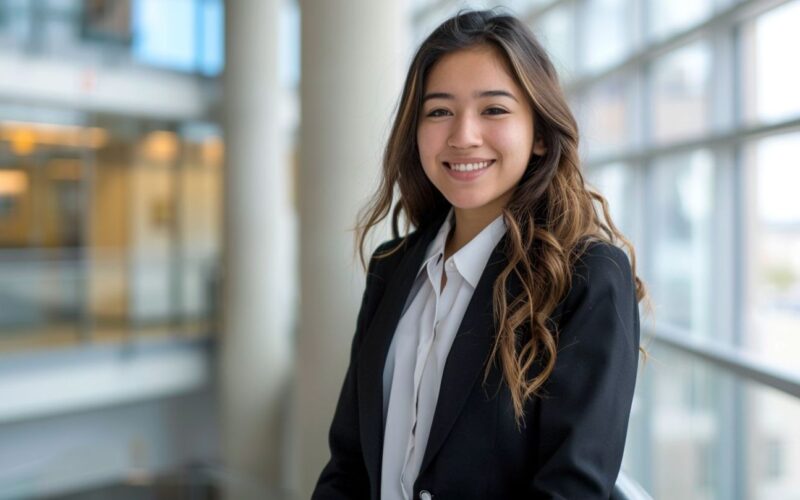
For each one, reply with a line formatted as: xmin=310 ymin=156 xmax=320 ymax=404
xmin=380 ymin=209 xmax=507 ymax=500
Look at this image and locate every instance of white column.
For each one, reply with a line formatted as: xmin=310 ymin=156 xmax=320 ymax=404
xmin=294 ymin=1 xmax=409 ymax=498
xmin=221 ymin=0 xmax=295 ymax=497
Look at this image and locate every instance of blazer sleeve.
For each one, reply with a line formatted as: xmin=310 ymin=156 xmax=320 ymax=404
xmin=528 ymin=242 xmax=640 ymax=499
xmin=312 ymin=240 xmax=399 ymax=500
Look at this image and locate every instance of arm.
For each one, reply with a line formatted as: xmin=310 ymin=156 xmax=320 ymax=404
xmin=312 ymin=241 xmax=399 ymax=499
xmin=528 ymin=242 xmax=640 ymax=499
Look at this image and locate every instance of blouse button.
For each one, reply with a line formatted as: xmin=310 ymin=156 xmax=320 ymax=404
xmin=419 ymin=490 xmax=433 ymax=500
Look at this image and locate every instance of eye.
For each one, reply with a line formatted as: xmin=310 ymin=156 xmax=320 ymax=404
xmin=484 ymin=107 xmax=509 ymax=116
xmin=425 ymin=108 xmax=451 ymax=118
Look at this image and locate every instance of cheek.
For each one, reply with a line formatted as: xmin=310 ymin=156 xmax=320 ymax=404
xmin=417 ymin=124 xmax=446 ymax=166
xmin=490 ymin=121 xmax=534 ymax=162
xmin=416 ymin=125 xmax=430 ymax=158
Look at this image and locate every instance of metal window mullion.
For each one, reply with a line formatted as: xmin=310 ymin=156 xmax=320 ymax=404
xmin=171 ymin=128 xmax=185 ymax=334
xmin=708 ymin=24 xmax=739 ymax=495
xmin=730 ymin=19 xmax=750 ymax=497
xmin=573 ymin=0 xmax=586 ymax=77
xmin=712 ymin=142 xmax=741 ymax=500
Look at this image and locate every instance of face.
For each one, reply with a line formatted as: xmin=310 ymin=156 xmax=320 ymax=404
xmin=417 ymin=44 xmax=545 ymax=221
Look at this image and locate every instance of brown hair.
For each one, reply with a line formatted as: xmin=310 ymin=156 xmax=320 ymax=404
xmin=356 ymin=9 xmax=646 ymax=424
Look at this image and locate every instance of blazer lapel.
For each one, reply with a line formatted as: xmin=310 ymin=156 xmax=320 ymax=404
xmin=418 ymin=235 xmax=508 ymax=475
xmin=357 ymin=212 xmax=447 ymax=495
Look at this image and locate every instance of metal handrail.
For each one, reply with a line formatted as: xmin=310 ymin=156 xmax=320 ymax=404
xmin=651 ymin=325 xmax=800 ymax=400
xmin=613 ymin=470 xmax=654 ymax=500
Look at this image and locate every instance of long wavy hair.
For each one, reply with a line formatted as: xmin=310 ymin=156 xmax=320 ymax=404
xmin=356 ymin=9 xmax=646 ymax=424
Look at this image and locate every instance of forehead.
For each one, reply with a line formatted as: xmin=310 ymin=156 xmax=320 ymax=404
xmin=424 ymin=45 xmax=520 ymax=94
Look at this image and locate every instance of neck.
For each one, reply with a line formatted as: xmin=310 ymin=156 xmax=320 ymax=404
xmin=445 ymin=197 xmax=508 ymax=259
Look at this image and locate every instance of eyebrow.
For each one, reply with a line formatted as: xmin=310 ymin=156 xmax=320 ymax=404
xmin=422 ymin=90 xmax=519 ymax=103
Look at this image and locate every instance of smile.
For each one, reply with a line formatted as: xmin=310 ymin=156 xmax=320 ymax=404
xmin=446 ymin=160 xmax=494 ymax=172
xmin=443 ymin=159 xmax=495 ymax=181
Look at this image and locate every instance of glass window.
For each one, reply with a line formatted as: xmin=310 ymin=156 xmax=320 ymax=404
xmin=743 ymin=132 xmax=800 ymax=375
xmin=648 ymin=0 xmax=713 ymax=40
xmin=532 ymin=2 xmax=576 ymax=78
xmin=645 ymin=347 xmax=729 ymax=500
xmin=133 ymin=0 xmax=197 ymax=72
xmin=132 ymin=0 xmax=224 ymax=75
xmin=740 ymin=0 xmax=800 ymax=125
xmin=0 ymin=0 xmax=34 ymax=48
xmin=580 ymin=0 xmax=634 ymax=73
xmin=279 ymin=0 xmax=300 ymax=89
xmin=580 ymin=75 xmax=634 ymax=158
xmin=0 ymin=109 xmax=223 ymax=352
xmin=650 ymin=42 xmax=712 ymax=145
xmin=747 ymin=381 xmax=800 ymax=497
xmin=624 ymin=344 xmax=800 ymax=499
xmin=0 ymin=120 xmax=94 ymax=350
xmin=649 ymin=150 xmax=714 ymax=334
xmin=199 ymin=0 xmax=224 ymax=76
xmin=586 ymin=162 xmax=638 ymax=243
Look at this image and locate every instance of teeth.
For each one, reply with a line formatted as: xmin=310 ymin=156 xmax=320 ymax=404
xmin=449 ymin=160 xmax=492 ymax=172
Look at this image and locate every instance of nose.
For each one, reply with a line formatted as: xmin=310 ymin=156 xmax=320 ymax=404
xmin=447 ymin=113 xmax=482 ymax=149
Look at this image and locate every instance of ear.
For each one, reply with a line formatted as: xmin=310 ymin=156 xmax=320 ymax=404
xmin=532 ymin=136 xmax=547 ymax=156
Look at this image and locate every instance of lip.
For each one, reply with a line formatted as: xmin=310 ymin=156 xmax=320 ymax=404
xmin=444 ymin=157 xmax=495 ymax=164
xmin=443 ymin=159 xmax=495 ymax=181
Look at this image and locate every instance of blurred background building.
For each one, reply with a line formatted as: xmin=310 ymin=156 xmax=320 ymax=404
xmin=0 ymin=0 xmax=798 ymax=499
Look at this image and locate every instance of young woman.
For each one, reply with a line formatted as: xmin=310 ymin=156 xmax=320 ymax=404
xmin=313 ymin=9 xmax=645 ymax=500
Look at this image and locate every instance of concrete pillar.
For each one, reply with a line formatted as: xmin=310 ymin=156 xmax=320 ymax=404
xmin=221 ymin=1 xmax=294 ymax=498
xmin=294 ymin=1 xmax=409 ymax=498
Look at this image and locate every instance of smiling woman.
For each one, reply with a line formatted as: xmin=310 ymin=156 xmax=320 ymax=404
xmin=314 ymin=9 xmax=646 ymax=500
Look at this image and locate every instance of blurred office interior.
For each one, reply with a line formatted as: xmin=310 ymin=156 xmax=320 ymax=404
xmin=0 ymin=0 xmax=798 ymax=499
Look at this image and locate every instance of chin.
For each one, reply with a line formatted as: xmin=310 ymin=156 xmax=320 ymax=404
xmin=443 ymin=194 xmax=494 ymax=211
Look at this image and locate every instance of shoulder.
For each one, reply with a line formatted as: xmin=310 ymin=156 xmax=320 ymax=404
xmin=558 ymin=240 xmax=636 ymax=319
xmin=571 ymin=240 xmax=633 ymax=287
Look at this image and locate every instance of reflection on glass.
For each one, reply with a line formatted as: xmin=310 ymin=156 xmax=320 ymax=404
xmin=740 ymin=0 xmax=800 ymax=124
xmin=648 ymin=0 xmax=712 ymax=40
xmin=650 ymin=150 xmax=714 ymax=333
xmin=650 ymin=42 xmax=711 ymax=144
xmin=532 ymin=2 xmax=576 ymax=78
xmin=744 ymin=133 xmax=800 ymax=376
xmin=581 ymin=0 xmax=632 ymax=73
xmin=580 ymin=75 xmax=632 ymax=158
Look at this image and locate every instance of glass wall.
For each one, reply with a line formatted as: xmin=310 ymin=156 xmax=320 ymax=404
xmin=0 ymin=0 xmax=225 ymax=354
xmin=0 ymin=109 xmax=223 ymax=353
xmin=413 ymin=0 xmax=800 ymax=497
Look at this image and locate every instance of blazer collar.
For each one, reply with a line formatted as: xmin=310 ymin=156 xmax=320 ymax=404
xmin=356 ymin=209 xmax=507 ymax=495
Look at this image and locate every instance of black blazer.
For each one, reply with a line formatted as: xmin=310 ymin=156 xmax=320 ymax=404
xmin=313 ymin=213 xmax=640 ymax=500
